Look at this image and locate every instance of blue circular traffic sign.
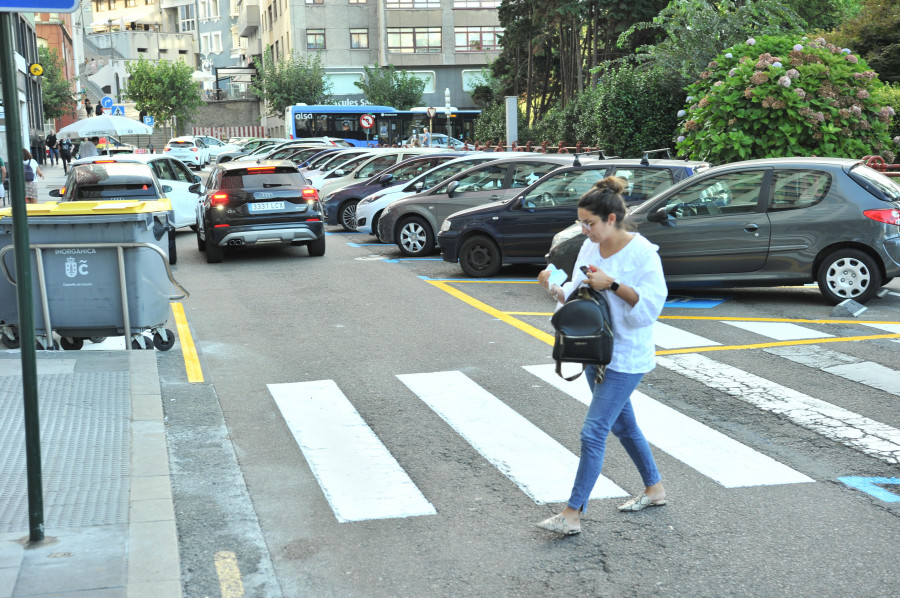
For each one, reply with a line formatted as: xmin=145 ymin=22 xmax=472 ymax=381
xmin=100 ymin=96 xmax=114 ymax=108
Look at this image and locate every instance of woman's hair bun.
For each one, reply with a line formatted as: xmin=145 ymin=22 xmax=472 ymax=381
xmin=591 ymin=176 xmax=626 ymax=195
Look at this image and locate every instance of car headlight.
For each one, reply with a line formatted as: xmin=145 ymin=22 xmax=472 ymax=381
xmin=361 ymin=193 xmax=383 ymax=206
xmin=440 ymin=219 xmax=453 ymax=233
xmin=323 ymin=193 xmax=336 ymax=203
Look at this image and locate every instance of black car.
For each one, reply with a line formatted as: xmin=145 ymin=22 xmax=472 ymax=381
xmin=547 ymin=157 xmax=900 ymax=304
xmin=196 ymin=160 xmax=325 ymax=263
xmin=437 ymin=159 xmax=709 ymax=277
xmin=322 ymin=152 xmax=468 ymax=231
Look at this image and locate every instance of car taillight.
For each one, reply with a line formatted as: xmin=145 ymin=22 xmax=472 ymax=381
xmin=302 ymin=186 xmax=319 ymax=202
xmin=163 ymin=147 xmax=170 ymax=151
xmin=247 ymin=166 xmax=276 ymax=173
xmin=864 ymin=209 xmax=900 ymax=226
xmin=211 ymin=192 xmax=229 ymax=207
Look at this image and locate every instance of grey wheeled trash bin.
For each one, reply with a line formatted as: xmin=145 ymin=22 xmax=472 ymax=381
xmin=0 ymin=200 xmax=188 ymax=350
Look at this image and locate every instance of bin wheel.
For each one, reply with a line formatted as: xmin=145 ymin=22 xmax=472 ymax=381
xmin=89 ymin=337 xmax=107 ymax=344
xmin=131 ymin=336 xmax=153 ymax=350
xmin=153 ymin=329 xmax=176 ymax=351
xmin=36 ymin=337 xmax=59 ymax=351
xmin=168 ymin=230 xmax=178 ymax=265
xmin=1 ymin=328 xmax=20 ymax=349
xmin=60 ymin=337 xmax=85 ymax=351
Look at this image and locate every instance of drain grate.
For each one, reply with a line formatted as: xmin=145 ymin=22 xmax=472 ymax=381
xmin=0 ymin=372 xmax=130 ymax=532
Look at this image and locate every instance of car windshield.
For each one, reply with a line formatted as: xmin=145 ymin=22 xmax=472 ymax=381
xmin=221 ymin=170 xmax=307 ymax=189
xmin=849 ymin=164 xmax=900 ymax=202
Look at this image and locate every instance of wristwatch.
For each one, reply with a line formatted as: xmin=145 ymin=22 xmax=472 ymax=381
xmin=609 ymin=280 xmax=620 ymax=292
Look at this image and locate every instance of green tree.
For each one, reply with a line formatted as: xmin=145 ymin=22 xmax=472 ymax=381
xmin=39 ymin=46 xmax=75 ymax=122
xmin=250 ymin=49 xmax=332 ymax=117
xmin=676 ymin=35 xmax=896 ymax=163
xmin=124 ymin=58 xmax=204 ymax=136
xmin=830 ymin=0 xmax=900 ymax=83
xmin=353 ymin=64 xmax=425 ymax=109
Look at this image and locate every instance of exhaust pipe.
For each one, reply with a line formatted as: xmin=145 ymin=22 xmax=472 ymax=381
xmin=228 ymin=239 xmax=244 ymax=246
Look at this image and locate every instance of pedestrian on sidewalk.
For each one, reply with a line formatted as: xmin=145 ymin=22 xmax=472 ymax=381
xmin=46 ymin=130 xmax=60 ymax=166
xmin=535 ymin=176 xmax=669 ymax=536
xmin=0 ymin=155 xmax=7 ymax=205
xmin=60 ymin=138 xmax=73 ymax=173
xmin=22 ymin=148 xmax=45 ymax=204
xmin=84 ymin=98 xmax=93 ymax=117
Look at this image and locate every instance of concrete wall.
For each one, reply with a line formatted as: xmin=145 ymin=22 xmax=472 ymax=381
xmin=186 ymin=98 xmax=261 ymax=130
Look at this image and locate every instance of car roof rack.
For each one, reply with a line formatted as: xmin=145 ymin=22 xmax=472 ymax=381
xmin=576 ymin=150 xmax=621 ymax=162
xmin=640 ymin=148 xmax=673 ymax=164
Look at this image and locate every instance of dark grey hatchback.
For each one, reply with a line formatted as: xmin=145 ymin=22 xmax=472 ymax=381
xmin=547 ymin=157 xmax=900 ymax=304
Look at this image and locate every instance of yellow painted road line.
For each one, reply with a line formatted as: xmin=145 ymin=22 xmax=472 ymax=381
xmin=426 ymin=280 xmax=554 ymax=345
xmin=427 ymin=281 xmax=900 ymax=354
xmin=214 ymin=551 xmax=245 ymax=598
xmin=171 ymin=302 xmax=204 ymax=383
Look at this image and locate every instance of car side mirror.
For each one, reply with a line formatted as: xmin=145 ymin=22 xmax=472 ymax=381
xmin=510 ymin=196 xmax=524 ymax=211
xmin=446 ymin=180 xmax=459 ymax=197
xmin=161 ymin=185 xmax=173 ymax=193
xmin=332 ymin=169 xmax=345 ymax=177
xmin=647 ymin=207 xmax=668 ymax=223
xmin=49 ymin=189 xmax=62 ymax=198
xmin=193 ymin=174 xmax=202 ymax=183
xmin=414 ymin=181 xmax=424 ymax=192
xmin=189 ymin=183 xmax=202 ymax=194
xmin=379 ymin=173 xmax=394 ymax=185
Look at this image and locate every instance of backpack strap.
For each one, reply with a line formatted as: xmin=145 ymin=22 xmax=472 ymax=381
xmin=555 ymin=360 xmax=586 ymax=381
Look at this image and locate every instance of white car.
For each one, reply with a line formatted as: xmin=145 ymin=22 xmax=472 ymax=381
xmin=164 ymin=136 xmax=210 ymax=169
xmin=194 ymin=135 xmax=229 ymax=160
xmin=354 ymin=152 xmax=521 ymax=237
xmin=316 ymin=148 xmax=443 ymax=198
xmin=402 ymin=133 xmax=466 ymax=149
xmin=302 ymin=148 xmax=377 ymax=181
xmin=61 ymin=154 xmax=204 ymax=229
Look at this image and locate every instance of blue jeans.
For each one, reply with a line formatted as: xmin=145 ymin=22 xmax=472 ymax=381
xmin=567 ymin=367 xmax=661 ymax=513
xmin=49 ymin=148 xmax=60 ymax=164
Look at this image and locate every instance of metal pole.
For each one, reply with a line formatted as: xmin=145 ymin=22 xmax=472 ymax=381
xmin=0 ymin=11 xmax=45 ymax=543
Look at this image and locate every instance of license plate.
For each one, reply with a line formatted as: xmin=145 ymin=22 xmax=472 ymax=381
xmin=249 ymin=201 xmax=285 ymax=212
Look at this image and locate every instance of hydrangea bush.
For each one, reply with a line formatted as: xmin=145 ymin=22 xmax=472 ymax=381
xmin=676 ymin=35 xmax=897 ymax=164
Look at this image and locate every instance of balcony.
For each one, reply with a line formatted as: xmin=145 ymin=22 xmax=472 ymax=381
xmin=237 ymin=0 xmax=260 ymax=37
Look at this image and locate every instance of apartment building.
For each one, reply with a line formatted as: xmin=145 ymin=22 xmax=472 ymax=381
xmin=239 ymin=0 xmax=502 ymax=133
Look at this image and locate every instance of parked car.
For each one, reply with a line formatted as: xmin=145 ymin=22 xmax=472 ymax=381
xmin=164 ymin=136 xmax=210 ymax=169
xmin=48 ymin=157 xmax=188 ymax=264
xmin=215 ymin=138 xmax=291 ymax=165
xmin=301 ymin=148 xmax=375 ymax=180
xmin=195 ymin=160 xmax=325 ymax=263
xmin=315 ymin=148 xmax=445 ymax=198
xmin=322 ymin=153 xmax=469 ymax=231
xmin=437 ymin=158 xmax=711 ymax=277
xmin=193 ymin=135 xmax=229 ymax=160
xmin=378 ymin=155 xmax=588 ymax=257
xmin=543 ymin=157 xmax=900 ymax=304
xmin=354 ymin=152 xmax=526 ymax=237
xmin=402 ymin=133 xmax=466 ymax=149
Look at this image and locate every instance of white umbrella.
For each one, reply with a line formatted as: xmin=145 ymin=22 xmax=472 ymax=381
xmin=56 ymin=114 xmax=154 ymax=140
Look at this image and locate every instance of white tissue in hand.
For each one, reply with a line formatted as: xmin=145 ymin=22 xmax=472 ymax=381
xmin=545 ymin=264 xmax=567 ymax=287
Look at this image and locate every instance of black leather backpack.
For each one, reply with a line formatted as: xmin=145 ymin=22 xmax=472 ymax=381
xmin=550 ymin=285 xmax=614 ymax=382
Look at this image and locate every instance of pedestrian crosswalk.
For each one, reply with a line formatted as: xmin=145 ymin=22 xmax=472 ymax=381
xmin=268 ymin=318 xmax=900 ymax=523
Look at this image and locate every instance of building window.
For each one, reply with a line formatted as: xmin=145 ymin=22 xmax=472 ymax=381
xmin=387 ymin=27 xmax=441 ymax=53
xmin=349 ymin=0 xmax=367 ymax=3
xmin=455 ymin=26 xmax=503 ymax=52
xmin=307 ymin=29 xmax=326 ymax=50
xmin=106 ymin=0 xmax=114 ymax=10
xmin=211 ymin=31 xmax=223 ymax=53
xmin=453 ymin=0 xmax=500 ymax=7
xmin=126 ymin=0 xmax=136 ymax=7
xmin=306 ymin=0 xmax=323 ymax=4
xmin=386 ymin=0 xmax=439 ymax=7
xmin=350 ymin=28 xmax=368 ymax=49
xmin=179 ymin=5 xmax=196 ymax=33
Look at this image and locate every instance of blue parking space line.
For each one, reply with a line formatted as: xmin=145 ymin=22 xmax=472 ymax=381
xmin=384 ymin=258 xmax=444 ymax=262
xmin=346 ymin=242 xmax=386 ymax=247
xmin=664 ymin=296 xmax=730 ymax=309
xmin=837 ymin=476 xmax=900 ymax=502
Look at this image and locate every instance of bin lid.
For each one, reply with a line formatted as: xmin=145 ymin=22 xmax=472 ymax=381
xmin=0 ymin=199 xmax=173 ymax=218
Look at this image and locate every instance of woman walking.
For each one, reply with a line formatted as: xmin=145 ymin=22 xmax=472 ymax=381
xmin=22 ymin=149 xmax=44 ymax=204
xmin=536 ymin=176 xmax=668 ymax=536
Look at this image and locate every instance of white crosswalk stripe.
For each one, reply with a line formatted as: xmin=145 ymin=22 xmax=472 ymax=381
xmin=523 ymin=364 xmax=813 ymax=488
xmin=268 ymin=380 xmax=436 ymax=523
xmin=397 ymin=370 xmax=628 ymax=504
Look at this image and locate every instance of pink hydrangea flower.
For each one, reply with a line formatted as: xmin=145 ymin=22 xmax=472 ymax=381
xmin=778 ymin=76 xmax=791 ymax=88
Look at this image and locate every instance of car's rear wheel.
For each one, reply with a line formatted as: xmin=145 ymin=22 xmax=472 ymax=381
xmin=306 ymin=235 xmax=326 ymax=257
xmin=60 ymin=336 xmax=84 ymax=351
xmin=459 ymin=235 xmax=501 ymax=278
xmin=816 ymin=248 xmax=881 ymax=305
xmin=397 ymin=216 xmax=434 ymax=257
xmin=206 ymin=239 xmax=223 ymax=263
xmin=339 ymin=200 xmax=360 ymax=231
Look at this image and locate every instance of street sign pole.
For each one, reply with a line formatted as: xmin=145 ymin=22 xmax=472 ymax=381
xmin=0 ymin=10 xmax=44 ymax=543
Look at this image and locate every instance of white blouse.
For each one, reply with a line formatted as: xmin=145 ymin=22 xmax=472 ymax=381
xmin=558 ymin=233 xmax=667 ymax=374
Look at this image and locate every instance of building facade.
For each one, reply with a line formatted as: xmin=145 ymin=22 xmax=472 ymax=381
xmin=0 ymin=14 xmax=46 ymax=164
xmin=35 ymin=11 xmax=79 ymax=132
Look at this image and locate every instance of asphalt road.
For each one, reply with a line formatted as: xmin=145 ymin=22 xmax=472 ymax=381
xmin=158 ymin=225 xmax=900 ymax=597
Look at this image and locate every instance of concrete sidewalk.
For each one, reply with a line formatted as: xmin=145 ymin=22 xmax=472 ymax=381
xmin=0 ymin=350 xmax=182 ymax=598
